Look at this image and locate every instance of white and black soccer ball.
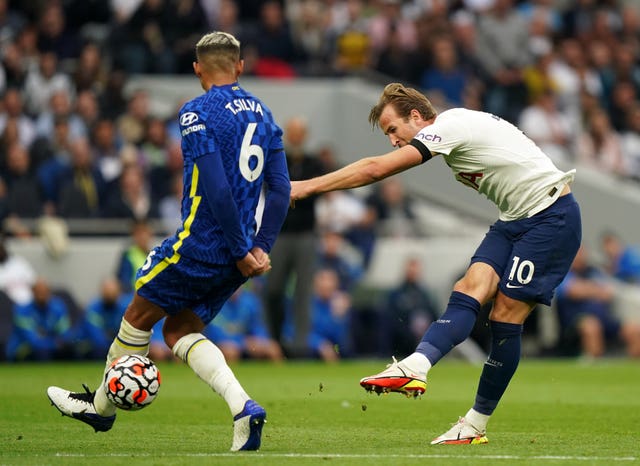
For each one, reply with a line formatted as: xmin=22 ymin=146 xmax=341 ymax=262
xmin=104 ymin=355 xmax=161 ymax=411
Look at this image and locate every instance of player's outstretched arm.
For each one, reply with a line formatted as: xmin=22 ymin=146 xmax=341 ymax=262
xmin=290 ymin=144 xmax=423 ymax=203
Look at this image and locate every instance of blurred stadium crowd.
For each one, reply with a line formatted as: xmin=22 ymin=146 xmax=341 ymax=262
xmin=2 ymin=0 xmax=640 ymax=363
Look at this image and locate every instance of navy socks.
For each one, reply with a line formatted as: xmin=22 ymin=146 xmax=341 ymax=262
xmin=416 ymin=291 xmax=480 ymax=365
xmin=473 ymin=321 xmax=523 ymax=415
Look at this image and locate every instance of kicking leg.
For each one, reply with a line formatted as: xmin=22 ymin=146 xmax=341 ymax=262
xmin=47 ymin=294 xmax=161 ymax=431
xmin=361 ymin=263 xmax=497 ymax=397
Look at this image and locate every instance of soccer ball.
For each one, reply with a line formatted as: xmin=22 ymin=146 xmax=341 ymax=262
xmin=104 ymin=355 xmax=161 ymax=411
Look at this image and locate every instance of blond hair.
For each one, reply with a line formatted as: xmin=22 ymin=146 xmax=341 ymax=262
xmin=195 ymin=31 xmax=241 ymax=73
xmin=368 ymin=83 xmax=437 ymax=128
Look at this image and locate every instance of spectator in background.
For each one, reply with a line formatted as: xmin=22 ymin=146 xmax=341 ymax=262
xmin=518 ymin=89 xmax=573 ymax=165
xmin=555 ymin=246 xmax=640 ymax=359
xmin=607 ymin=80 xmax=638 ymax=133
xmin=110 ymin=0 xmax=175 ymax=74
xmin=326 ymin=0 xmax=371 ymax=74
xmin=0 ymin=87 xmax=36 ymax=149
xmin=36 ymin=2 xmax=81 ymax=61
xmin=365 ymin=177 xmax=423 ymax=238
xmin=91 ymin=118 xmax=123 ymax=192
xmin=600 ymin=231 xmax=640 ymax=284
xmin=73 ymin=42 xmax=109 ymax=93
xmin=420 ymin=35 xmax=469 ymax=108
xmin=264 ymin=116 xmax=325 ymax=358
xmin=116 ymin=89 xmax=150 ymax=146
xmin=308 ymin=268 xmax=352 ymax=362
xmin=474 ymin=0 xmax=532 ymax=123
xmin=548 ymin=37 xmax=602 ymax=134
xmin=158 ymin=171 xmax=183 ymax=235
xmin=369 ymin=0 xmax=420 ymax=83
xmin=99 ymin=69 xmax=128 ymax=120
xmin=167 ymin=0 xmax=209 ymax=74
xmin=34 ymin=89 xmax=86 ymax=142
xmin=115 ymin=219 xmax=153 ymax=293
xmin=575 ymin=107 xmax=627 ymax=177
xmin=34 ymin=115 xmax=74 ymax=214
xmin=75 ymin=89 xmax=101 ymax=135
xmin=285 ymin=0 xmax=331 ymax=76
xmin=612 ymin=42 xmax=640 ymax=97
xmin=0 ymin=0 xmax=26 ymax=53
xmin=248 ymin=0 xmax=302 ymax=78
xmin=316 ymin=230 xmax=363 ymax=293
xmin=14 ymin=23 xmax=39 ymax=72
xmin=76 ymin=277 xmax=129 ymax=359
xmin=0 ymin=41 xmax=28 ymax=91
xmin=140 ymin=117 xmax=172 ymax=201
xmin=368 ymin=0 xmax=416 ymax=55
xmin=0 ymin=179 xmax=7 ymax=224
xmin=588 ymin=39 xmax=616 ymax=111
xmin=0 ymin=233 xmax=36 ymax=306
xmin=203 ymin=285 xmax=284 ymax=363
xmin=379 ymin=258 xmax=440 ymax=358
xmin=57 ymin=138 xmax=106 ymax=218
xmin=621 ymin=103 xmax=640 ymax=182
xmin=2 ymin=142 xmax=43 ymax=219
xmin=314 ymin=190 xmax=367 ymax=239
xmin=5 ymin=278 xmax=75 ymax=361
xmin=23 ymin=51 xmax=75 ymax=118
xmin=102 ymin=163 xmax=157 ymax=220
xmin=0 ymin=116 xmax=19 ymax=172
xmin=449 ymin=9 xmax=482 ymax=89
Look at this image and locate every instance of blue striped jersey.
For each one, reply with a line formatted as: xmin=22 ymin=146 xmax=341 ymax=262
xmin=170 ymin=82 xmax=285 ymax=264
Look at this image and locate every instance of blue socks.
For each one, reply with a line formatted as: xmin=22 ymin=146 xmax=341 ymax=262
xmin=416 ymin=291 xmax=480 ymax=365
xmin=415 ymin=291 xmax=523 ymax=417
xmin=473 ymin=321 xmax=523 ymax=415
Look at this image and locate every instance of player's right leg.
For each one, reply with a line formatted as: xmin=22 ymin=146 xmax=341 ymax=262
xmin=171 ymin=329 xmax=266 ymax=451
xmin=47 ymin=294 xmax=161 ymax=432
xmin=359 ymin=356 xmax=427 ymax=398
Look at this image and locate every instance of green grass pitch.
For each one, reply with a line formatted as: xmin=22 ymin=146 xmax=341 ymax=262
xmin=1 ymin=359 xmax=638 ymax=465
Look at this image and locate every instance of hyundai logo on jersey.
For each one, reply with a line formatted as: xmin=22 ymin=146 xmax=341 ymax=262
xmin=180 ymin=112 xmax=199 ymax=126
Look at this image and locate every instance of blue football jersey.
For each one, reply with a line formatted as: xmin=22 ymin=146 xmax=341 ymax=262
xmin=171 ymin=83 xmax=285 ymax=264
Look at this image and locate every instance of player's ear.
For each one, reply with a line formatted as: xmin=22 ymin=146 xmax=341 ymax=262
xmin=193 ymin=61 xmax=202 ymax=77
xmin=236 ymin=59 xmax=244 ymax=77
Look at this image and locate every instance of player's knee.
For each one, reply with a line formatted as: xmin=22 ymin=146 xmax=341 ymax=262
xmin=454 ymin=264 xmax=499 ymax=304
xmin=490 ymin=294 xmax=532 ymax=324
xmin=123 ymin=294 xmax=165 ymax=331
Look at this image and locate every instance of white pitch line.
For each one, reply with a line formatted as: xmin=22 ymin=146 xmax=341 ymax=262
xmin=53 ymin=452 xmax=638 ymax=462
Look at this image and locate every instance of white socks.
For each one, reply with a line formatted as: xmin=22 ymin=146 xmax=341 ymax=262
xmin=400 ymin=352 xmax=432 ymax=377
xmin=465 ymin=408 xmax=490 ymax=432
xmin=173 ymin=333 xmax=249 ymax=416
xmin=95 ymin=318 xmax=152 ymax=416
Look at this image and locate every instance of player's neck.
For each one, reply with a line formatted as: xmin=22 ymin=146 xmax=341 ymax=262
xmin=202 ymin=72 xmax=240 ymax=91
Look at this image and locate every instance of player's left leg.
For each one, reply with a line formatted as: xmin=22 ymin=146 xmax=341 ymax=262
xmin=360 ymin=262 xmax=499 ymax=397
xmin=47 ymin=293 xmax=164 ymax=432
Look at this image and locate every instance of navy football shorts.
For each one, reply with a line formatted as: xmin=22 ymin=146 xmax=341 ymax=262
xmin=135 ymin=240 xmax=248 ymax=325
xmin=470 ymin=193 xmax=582 ymax=306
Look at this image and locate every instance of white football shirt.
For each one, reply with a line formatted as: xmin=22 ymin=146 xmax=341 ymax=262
xmin=412 ymin=108 xmax=575 ymax=221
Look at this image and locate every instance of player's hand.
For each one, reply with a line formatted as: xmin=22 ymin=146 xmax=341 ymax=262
xmin=250 ymin=247 xmax=271 ymax=275
xmin=289 ymin=180 xmax=309 ymax=208
xmin=236 ymin=250 xmax=271 ymax=278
